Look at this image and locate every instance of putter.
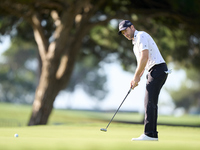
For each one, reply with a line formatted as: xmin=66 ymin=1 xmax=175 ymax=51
xmin=100 ymin=86 xmax=132 ymax=132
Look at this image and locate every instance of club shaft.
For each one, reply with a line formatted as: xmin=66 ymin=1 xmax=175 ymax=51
xmin=105 ymin=87 xmax=132 ymax=129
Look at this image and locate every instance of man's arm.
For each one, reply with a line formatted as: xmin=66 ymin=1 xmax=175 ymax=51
xmin=131 ymin=49 xmax=149 ymax=89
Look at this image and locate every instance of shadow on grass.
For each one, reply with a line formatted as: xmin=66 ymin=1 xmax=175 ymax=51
xmin=113 ymin=120 xmax=200 ymax=128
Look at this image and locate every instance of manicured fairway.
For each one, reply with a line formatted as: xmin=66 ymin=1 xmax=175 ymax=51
xmin=0 ymin=123 xmax=200 ymax=150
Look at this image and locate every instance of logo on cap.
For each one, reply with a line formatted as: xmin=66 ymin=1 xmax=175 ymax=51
xmin=127 ymin=22 xmax=131 ymax=25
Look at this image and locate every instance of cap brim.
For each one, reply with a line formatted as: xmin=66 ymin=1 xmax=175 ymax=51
xmin=118 ymin=27 xmax=127 ymax=35
xmin=118 ymin=31 xmax=122 ymax=35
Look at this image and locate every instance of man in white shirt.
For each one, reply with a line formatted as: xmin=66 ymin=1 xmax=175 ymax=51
xmin=118 ymin=20 xmax=168 ymax=141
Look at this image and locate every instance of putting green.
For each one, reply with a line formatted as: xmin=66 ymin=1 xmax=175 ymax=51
xmin=0 ymin=123 xmax=199 ymax=150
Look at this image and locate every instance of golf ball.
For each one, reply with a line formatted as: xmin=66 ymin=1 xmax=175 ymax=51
xmin=14 ymin=134 xmax=19 ymax=137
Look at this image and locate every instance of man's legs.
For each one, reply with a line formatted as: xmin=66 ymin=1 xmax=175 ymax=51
xmin=144 ymin=64 xmax=168 ymax=138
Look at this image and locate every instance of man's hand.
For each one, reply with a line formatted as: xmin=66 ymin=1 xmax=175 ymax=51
xmin=130 ymin=75 xmax=140 ymax=89
xmin=130 ymin=50 xmax=148 ymax=89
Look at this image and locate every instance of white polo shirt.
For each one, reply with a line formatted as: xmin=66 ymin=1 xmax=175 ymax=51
xmin=132 ymin=30 xmax=165 ymax=71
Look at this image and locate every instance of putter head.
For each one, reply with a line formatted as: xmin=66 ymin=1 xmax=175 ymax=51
xmin=100 ymin=128 xmax=107 ymax=132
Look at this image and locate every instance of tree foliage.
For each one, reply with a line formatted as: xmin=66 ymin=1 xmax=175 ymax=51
xmin=0 ymin=36 xmax=37 ymax=103
xmin=169 ymin=68 xmax=200 ymax=114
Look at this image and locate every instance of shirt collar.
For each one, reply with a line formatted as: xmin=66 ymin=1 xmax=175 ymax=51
xmin=132 ymin=30 xmax=138 ymax=45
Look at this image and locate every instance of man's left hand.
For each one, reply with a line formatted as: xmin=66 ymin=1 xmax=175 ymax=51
xmin=130 ymin=75 xmax=140 ymax=89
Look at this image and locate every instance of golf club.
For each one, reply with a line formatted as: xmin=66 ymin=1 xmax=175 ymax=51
xmin=100 ymin=86 xmax=133 ymax=132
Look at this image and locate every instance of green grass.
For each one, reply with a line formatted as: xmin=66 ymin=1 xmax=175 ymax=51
xmin=0 ymin=103 xmax=32 ymax=126
xmin=0 ymin=124 xmax=200 ymax=150
xmin=1 ymin=103 xmax=200 ymax=127
xmin=0 ymin=102 xmax=200 ymax=150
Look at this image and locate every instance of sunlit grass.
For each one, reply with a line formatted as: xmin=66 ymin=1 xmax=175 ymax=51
xmin=0 ymin=123 xmax=200 ymax=150
xmin=0 ymin=102 xmax=200 ymax=150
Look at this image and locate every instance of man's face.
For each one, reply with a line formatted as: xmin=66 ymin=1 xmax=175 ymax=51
xmin=121 ymin=26 xmax=134 ymax=40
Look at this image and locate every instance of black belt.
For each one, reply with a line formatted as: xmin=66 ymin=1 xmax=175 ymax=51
xmin=148 ymin=63 xmax=166 ymax=72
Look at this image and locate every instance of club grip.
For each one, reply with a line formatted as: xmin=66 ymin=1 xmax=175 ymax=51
xmin=128 ymin=86 xmax=133 ymax=93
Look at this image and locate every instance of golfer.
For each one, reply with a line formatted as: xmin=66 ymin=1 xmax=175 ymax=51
xmin=118 ymin=20 xmax=168 ymax=141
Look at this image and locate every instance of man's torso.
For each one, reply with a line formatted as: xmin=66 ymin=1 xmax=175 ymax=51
xmin=132 ymin=30 xmax=165 ymax=71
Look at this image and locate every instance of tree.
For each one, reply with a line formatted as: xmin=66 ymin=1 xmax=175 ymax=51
xmin=0 ymin=0 xmax=131 ymax=125
xmin=0 ymin=0 xmax=200 ymax=125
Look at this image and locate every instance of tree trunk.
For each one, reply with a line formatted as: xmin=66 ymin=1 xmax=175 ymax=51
xmin=28 ymin=46 xmax=80 ymax=125
xmin=28 ymin=39 xmax=82 ymax=125
xmin=28 ymin=60 xmax=58 ymax=125
xmin=27 ymin=1 xmax=107 ymax=125
xmin=28 ymin=20 xmax=88 ymax=125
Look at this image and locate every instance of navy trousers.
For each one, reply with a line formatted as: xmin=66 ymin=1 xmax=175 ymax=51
xmin=144 ymin=63 xmax=168 ymax=138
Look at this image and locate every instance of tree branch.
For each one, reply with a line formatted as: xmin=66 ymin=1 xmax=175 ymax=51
xmin=30 ymin=13 xmax=49 ymax=62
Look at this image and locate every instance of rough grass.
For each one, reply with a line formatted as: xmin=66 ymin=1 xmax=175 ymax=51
xmin=0 ymin=103 xmax=200 ymax=127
